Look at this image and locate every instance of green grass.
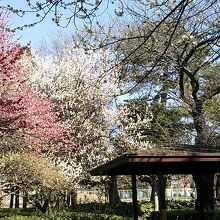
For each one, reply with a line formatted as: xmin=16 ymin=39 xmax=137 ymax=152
xmin=150 ymin=209 xmax=220 ymax=220
xmin=0 ymin=209 xmax=128 ymax=220
xmin=1 ymin=206 xmax=220 ymax=220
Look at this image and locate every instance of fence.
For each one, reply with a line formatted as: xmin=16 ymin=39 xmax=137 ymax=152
xmin=77 ymin=187 xmax=195 ymax=203
xmin=1 ymin=187 xmax=195 ymax=207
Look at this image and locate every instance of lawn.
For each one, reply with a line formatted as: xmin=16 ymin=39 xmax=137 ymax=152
xmin=1 ymin=202 xmax=220 ymax=220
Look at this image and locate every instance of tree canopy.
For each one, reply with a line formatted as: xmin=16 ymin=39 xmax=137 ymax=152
xmin=0 ymin=0 xmax=220 ymax=214
xmin=0 ymin=11 xmax=65 ymax=153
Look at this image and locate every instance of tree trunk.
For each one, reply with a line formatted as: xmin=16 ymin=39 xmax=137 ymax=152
xmin=150 ymin=177 xmax=157 ymax=203
xmin=192 ymin=100 xmax=208 ymax=146
xmin=66 ymin=194 xmax=71 ymax=207
xmin=192 ymin=99 xmax=215 ymax=219
xmin=9 ymin=188 xmax=14 ymax=208
xmin=23 ymin=192 xmax=28 ymax=209
xmin=193 ymin=173 xmax=215 ymax=219
xmin=150 ymin=176 xmax=160 ymax=211
xmin=70 ymin=191 xmax=77 ymax=207
xmin=158 ymin=174 xmax=167 ymax=220
xmin=34 ymin=199 xmax=49 ymax=213
xmin=15 ymin=187 xmax=19 ymax=208
xmin=216 ymin=174 xmax=220 ymax=204
xmin=108 ymin=176 xmax=121 ymax=205
xmin=139 ymin=175 xmax=159 ymax=210
xmin=160 ymin=71 xmax=168 ymax=106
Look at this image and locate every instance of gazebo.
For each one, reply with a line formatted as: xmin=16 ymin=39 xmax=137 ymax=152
xmin=91 ymin=152 xmax=220 ymax=220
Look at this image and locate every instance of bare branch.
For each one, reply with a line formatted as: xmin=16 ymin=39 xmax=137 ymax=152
xmin=182 ymin=33 xmax=220 ymax=66
xmin=125 ymin=0 xmax=189 ymax=94
xmin=182 ymin=67 xmax=199 ymax=100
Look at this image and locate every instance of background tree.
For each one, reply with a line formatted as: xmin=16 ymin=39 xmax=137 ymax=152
xmin=0 ymin=152 xmax=70 ymax=212
xmin=73 ymin=1 xmax=219 ymax=214
xmin=22 ymin=41 xmax=121 ymax=196
xmin=114 ymin=98 xmax=189 ymax=209
xmin=1 ymin=0 xmax=219 ymax=215
xmin=0 ymin=11 xmax=65 ymax=153
xmin=0 ymin=10 xmax=72 ymax=212
xmin=112 ymin=6 xmax=220 ymax=216
xmin=114 ymin=100 xmax=153 ymax=154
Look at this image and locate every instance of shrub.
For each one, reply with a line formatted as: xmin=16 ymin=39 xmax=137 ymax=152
xmin=67 ymin=211 xmax=126 ymax=220
xmin=150 ymin=209 xmax=220 ymax=220
xmin=0 ymin=216 xmax=45 ymax=220
xmin=166 ymin=200 xmax=195 ymax=210
xmin=57 ymin=211 xmax=126 ymax=220
xmin=0 ymin=209 xmax=127 ymax=220
xmin=1 ymin=153 xmax=71 ymax=214
xmin=0 ymin=208 xmax=43 ymax=219
xmin=139 ymin=201 xmax=154 ymax=218
xmin=71 ymin=202 xmax=133 ymax=217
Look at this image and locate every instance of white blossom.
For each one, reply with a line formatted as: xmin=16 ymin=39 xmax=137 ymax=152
xmin=22 ymin=47 xmax=120 ymax=186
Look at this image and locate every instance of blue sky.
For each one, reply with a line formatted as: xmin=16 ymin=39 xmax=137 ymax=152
xmin=2 ymin=0 xmax=75 ymax=47
xmin=1 ymin=0 xmax=116 ymax=48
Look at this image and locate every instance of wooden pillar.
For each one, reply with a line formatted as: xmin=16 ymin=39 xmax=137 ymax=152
xmin=132 ymin=174 xmax=138 ymax=220
xmin=158 ymin=173 xmax=167 ymax=220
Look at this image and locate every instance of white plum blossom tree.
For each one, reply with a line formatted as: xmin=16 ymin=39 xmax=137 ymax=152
xmin=115 ymin=102 xmax=154 ymax=155
xmin=22 ymin=46 xmax=120 ymax=187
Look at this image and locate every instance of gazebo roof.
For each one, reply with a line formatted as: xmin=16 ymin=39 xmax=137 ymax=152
xmin=91 ymin=153 xmax=220 ymax=176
